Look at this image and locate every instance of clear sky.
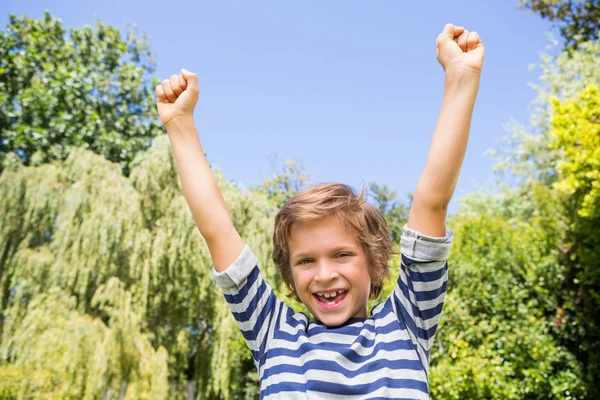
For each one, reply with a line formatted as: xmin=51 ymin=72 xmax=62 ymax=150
xmin=1 ymin=1 xmax=553 ymax=210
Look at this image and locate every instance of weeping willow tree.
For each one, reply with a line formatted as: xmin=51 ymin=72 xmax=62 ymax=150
xmin=0 ymin=135 xmax=287 ymax=399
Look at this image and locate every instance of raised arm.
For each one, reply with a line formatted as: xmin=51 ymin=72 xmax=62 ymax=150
xmin=408 ymin=24 xmax=484 ymax=237
xmin=155 ymin=70 xmax=244 ymax=271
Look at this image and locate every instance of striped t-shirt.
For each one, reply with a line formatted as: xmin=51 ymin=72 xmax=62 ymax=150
xmin=213 ymin=225 xmax=453 ymax=399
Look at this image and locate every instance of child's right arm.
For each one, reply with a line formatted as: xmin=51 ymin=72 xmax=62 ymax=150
xmin=156 ymin=72 xmax=288 ymax=366
xmin=155 ymin=69 xmax=244 ymax=272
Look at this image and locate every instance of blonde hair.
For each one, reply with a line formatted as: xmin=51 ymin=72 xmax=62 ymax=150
xmin=272 ymin=183 xmax=391 ymax=300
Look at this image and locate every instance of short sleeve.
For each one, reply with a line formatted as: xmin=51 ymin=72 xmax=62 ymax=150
xmin=213 ymin=245 xmax=284 ymax=364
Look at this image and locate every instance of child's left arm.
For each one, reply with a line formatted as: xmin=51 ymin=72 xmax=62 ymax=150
xmin=407 ymin=24 xmax=484 ymax=236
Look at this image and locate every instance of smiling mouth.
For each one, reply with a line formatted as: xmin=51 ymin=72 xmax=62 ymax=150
xmin=313 ymin=291 xmax=348 ymax=309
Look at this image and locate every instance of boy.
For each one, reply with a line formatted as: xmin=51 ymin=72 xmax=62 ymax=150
xmin=156 ymin=23 xmax=483 ymax=399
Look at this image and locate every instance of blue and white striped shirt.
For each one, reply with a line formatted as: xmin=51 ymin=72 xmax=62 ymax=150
xmin=213 ymin=225 xmax=453 ymax=399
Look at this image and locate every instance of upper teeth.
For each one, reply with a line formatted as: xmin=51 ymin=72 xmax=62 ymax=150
xmin=317 ymin=290 xmax=345 ymax=298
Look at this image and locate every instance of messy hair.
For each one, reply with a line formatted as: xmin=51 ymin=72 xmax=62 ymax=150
xmin=272 ymin=183 xmax=392 ymax=300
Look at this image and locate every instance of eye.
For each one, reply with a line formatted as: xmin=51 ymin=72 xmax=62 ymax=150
xmin=297 ymin=259 xmax=313 ymax=265
xmin=337 ymin=252 xmax=351 ymax=258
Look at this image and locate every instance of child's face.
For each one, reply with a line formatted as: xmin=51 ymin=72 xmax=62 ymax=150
xmin=289 ymin=216 xmax=371 ymax=327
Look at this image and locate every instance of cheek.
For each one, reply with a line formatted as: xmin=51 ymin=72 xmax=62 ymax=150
xmin=291 ymin=268 xmax=310 ymax=291
xmin=293 ymin=271 xmax=316 ymax=304
xmin=348 ymin=263 xmax=372 ymax=293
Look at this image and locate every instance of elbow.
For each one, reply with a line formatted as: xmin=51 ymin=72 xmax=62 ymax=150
xmin=412 ymin=190 xmax=451 ymax=212
xmin=198 ymin=217 xmax=236 ymax=244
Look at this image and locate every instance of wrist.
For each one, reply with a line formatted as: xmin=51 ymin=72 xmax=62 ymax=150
xmin=164 ymin=115 xmax=196 ymax=135
xmin=444 ymin=68 xmax=481 ymax=87
xmin=444 ymin=71 xmax=480 ymax=96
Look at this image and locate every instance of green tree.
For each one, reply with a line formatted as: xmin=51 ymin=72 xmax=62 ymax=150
xmin=493 ymin=36 xmax=600 ymax=183
xmin=429 ymin=201 xmax=585 ymax=399
xmin=489 ymin=35 xmax=600 ymax=397
xmin=367 ymin=182 xmax=410 ymax=246
xmin=0 ymin=11 xmax=162 ymax=174
xmin=546 ymin=84 xmax=600 ymax=394
xmin=259 ymin=160 xmax=308 ymax=208
xmin=0 ymin=137 xmax=285 ymax=399
xmin=519 ymin=0 xmax=600 ymax=48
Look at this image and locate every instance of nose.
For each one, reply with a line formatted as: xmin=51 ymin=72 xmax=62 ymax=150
xmin=314 ymin=260 xmax=339 ymax=283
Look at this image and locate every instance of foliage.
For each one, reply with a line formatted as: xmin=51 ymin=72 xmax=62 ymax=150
xmin=259 ymin=160 xmax=307 ymax=208
xmin=2 ymin=285 xmax=168 ymax=400
xmin=0 ymin=364 xmax=22 ymax=399
xmin=547 ymin=84 xmax=600 ymax=394
xmin=504 ymin=37 xmax=600 ymax=394
xmin=430 ymin=209 xmax=585 ymax=399
xmin=492 ymin=35 xmax=600 ymax=183
xmin=367 ymin=182 xmax=410 ymax=246
xmin=0 ymin=11 xmax=162 ymax=174
xmin=519 ymin=0 xmax=600 ymax=48
xmin=0 ymin=138 xmax=283 ymax=399
xmin=550 ymin=84 xmax=600 ymax=225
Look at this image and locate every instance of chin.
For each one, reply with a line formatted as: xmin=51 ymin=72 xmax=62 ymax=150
xmin=311 ymin=305 xmax=352 ymax=327
xmin=318 ymin=314 xmax=351 ymax=327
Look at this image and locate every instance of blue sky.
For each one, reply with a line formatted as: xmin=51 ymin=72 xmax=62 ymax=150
xmin=1 ymin=1 xmax=553 ymax=210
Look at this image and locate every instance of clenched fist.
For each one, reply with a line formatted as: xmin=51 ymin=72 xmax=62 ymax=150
xmin=436 ymin=24 xmax=484 ymax=77
xmin=155 ymin=69 xmax=199 ymax=128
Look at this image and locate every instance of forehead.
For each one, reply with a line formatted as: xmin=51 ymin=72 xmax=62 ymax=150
xmin=288 ymin=217 xmax=360 ymax=253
